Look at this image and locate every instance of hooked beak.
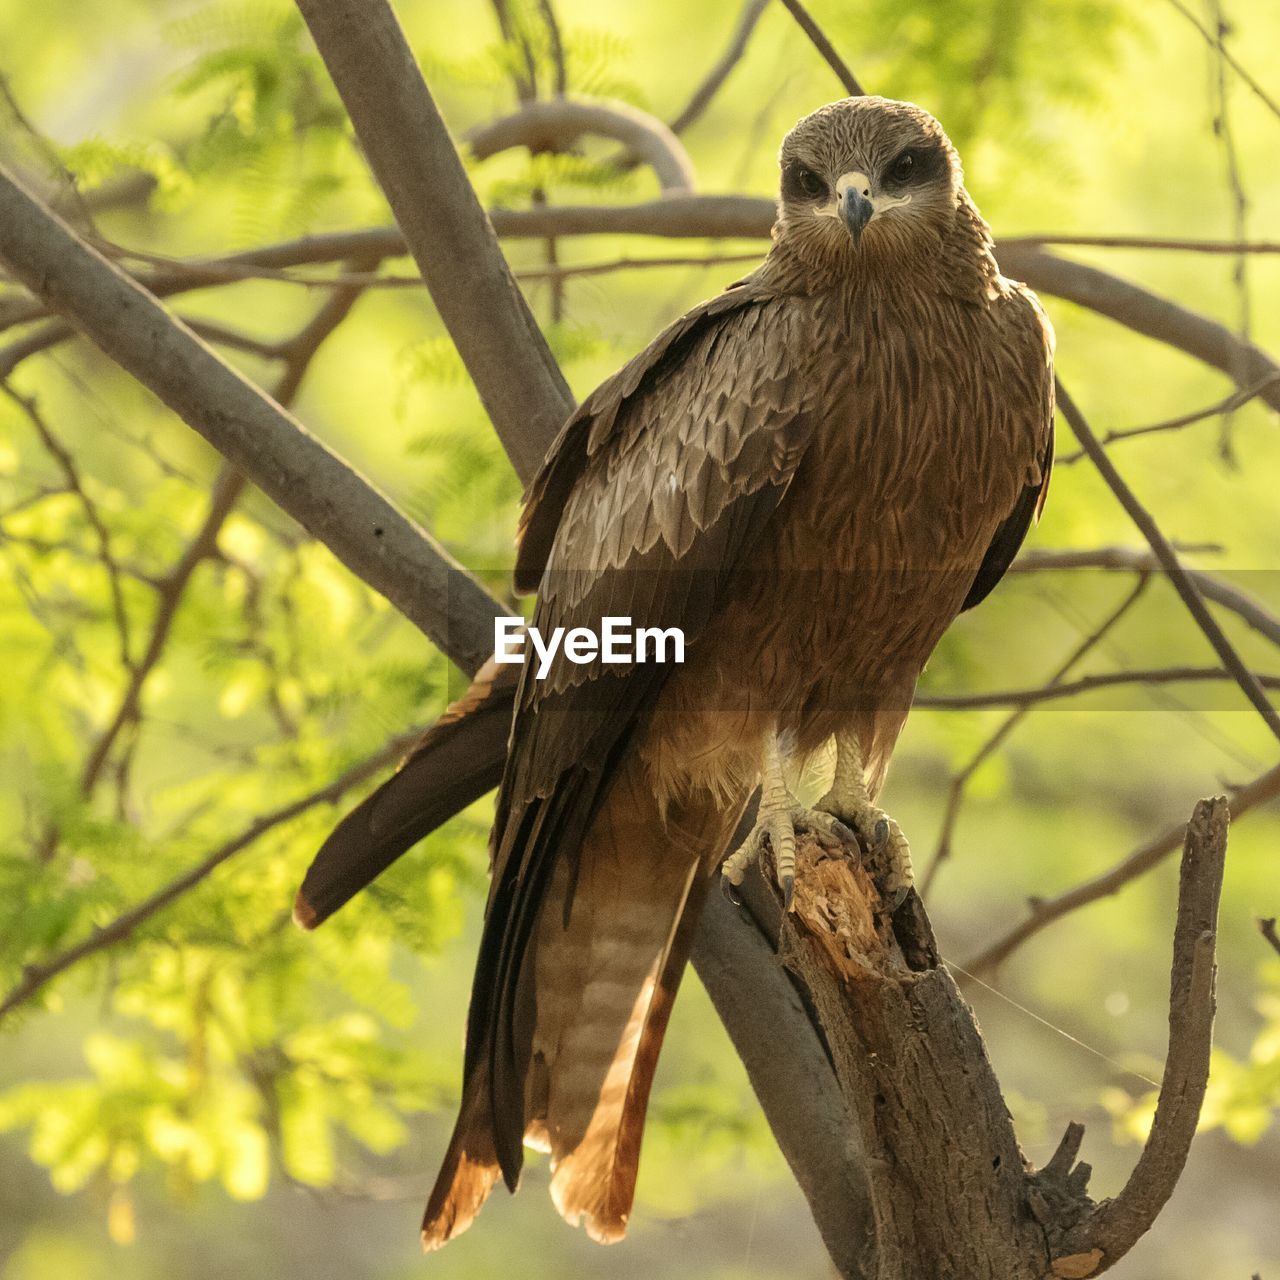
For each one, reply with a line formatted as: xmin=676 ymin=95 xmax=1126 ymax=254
xmin=839 ymin=187 xmax=873 ymax=243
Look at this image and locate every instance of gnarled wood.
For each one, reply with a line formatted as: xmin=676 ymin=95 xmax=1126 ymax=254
xmin=770 ymin=794 xmax=1228 ymax=1276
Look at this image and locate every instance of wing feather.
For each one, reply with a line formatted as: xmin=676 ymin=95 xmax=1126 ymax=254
xmin=467 ymin=281 xmax=826 ymax=1183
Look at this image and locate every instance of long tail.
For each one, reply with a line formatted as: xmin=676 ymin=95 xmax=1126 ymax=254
xmin=422 ymin=751 xmax=743 ymax=1248
xmin=293 ymin=658 xmax=517 ymax=930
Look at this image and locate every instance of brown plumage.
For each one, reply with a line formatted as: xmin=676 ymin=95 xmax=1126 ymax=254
xmin=304 ymin=95 xmax=1054 ymax=1248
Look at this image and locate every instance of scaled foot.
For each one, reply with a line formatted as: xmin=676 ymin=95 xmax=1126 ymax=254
xmin=721 ymin=796 xmax=852 ymax=910
xmin=815 ymin=730 xmax=915 ymax=909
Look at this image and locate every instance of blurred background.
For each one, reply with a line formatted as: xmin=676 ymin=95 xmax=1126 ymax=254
xmin=1 ymin=0 xmax=1279 ymax=1275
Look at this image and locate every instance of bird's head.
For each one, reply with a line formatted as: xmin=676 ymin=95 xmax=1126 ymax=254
xmin=774 ymin=96 xmax=965 ymax=276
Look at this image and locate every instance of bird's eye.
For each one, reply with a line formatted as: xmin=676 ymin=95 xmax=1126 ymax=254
xmin=889 ymin=151 xmax=915 ymax=183
xmin=796 ymin=168 xmax=825 ymax=198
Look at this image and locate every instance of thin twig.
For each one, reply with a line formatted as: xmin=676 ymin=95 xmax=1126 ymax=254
xmin=1055 ymin=373 xmax=1280 ymax=463
xmin=1163 ymin=0 xmax=1280 ymax=124
xmin=0 ymin=731 xmax=420 ymax=1024
xmin=1058 ymin=379 xmax=1280 ymax=744
xmin=3 ymin=383 xmax=133 ymax=668
xmin=921 ymin=576 xmax=1151 ymax=895
xmin=965 ymin=762 xmax=1280 ymax=975
xmin=0 ymin=73 xmax=94 ymax=231
xmin=669 ymin=0 xmax=772 ymax=136
xmin=918 ymin=665 xmax=1280 ymax=711
xmin=1010 ymin=545 xmax=1280 ymax=651
xmin=7 ymin=205 xmax=1278 ymax=420
xmin=0 ymin=165 xmax=501 ymax=670
xmin=77 ymin=466 xmax=245 ymax=795
xmin=95 ymin=243 xmax=765 ymax=289
xmin=535 ymin=0 xmax=567 ymax=97
xmin=1205 ymin=0 xmax=1252 ymax=463
xmin=999 ymin=234 xmax=1280 ymax=254
xmin=77 ymin=268 xmax=377 ymax=798
xmin=777 ymin=0 xmax=864 ymax=95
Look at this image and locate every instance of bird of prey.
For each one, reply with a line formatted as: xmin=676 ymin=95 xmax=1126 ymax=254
xmin=297 ymin=95 xmax=1054 ymax=1248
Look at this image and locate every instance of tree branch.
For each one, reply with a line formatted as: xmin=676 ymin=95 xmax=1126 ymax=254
xmin=694 ymin=890 xmax=875 ymax=1277
xmin=0 ymin=165 xmax=498 ymax=676
xmin=1057 ymin=380 xmax=1280 ymax=744
xmin=1054 ymin=373 xmax=1280 ymax=462
xmin=965 ymin=762 xmax=1280 ymax=975
xmin=294 ymin=0 xmax=573 ymax=481
xmin=467 ymin=99 xmax=697 ymax=193
xmin=201 ymin=207 xmax=1280 ymax=418
xmin=1000 ymin=233 xmax=1280 ymax=254
xmin=78 ymin=265 xmax=379 ymax=798
xmin=921 ymin=576 xmax=1151 ymax=896
xmin=1052 ymin=797 xmax=1228 ymax=1274
xmin=776 ymin=0 xmax=864 ymax=95
xmin=1010 ymin=546 xmax=1280 ymax=651
xmin=918 ymin=665 xmax=1280 ymax=711
xmin=999 ymin=248 xmax=1280 ymax=414
xmin=13 ymin=201 xmax=1275 ymax=419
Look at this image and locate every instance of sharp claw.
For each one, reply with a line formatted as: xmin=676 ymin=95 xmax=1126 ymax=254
xmin=720 ymin=873 xmax=744 ymax=907
xmin=781 ymin=872 xmax=795 ymax=911
xmin=833 ymin=819 xmax=857 ymax=844
xmin=890 ymin=884 xmax=911 ymax=912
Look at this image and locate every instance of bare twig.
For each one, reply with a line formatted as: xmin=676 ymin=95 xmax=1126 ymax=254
xmin=965 ymin=762 xmax=1280 ymax=975
xmin=999 ymin=249 xmax=1280 ymax=415
xmin=694 ymin=888 xmax=874 ymax=1276
xmin=9 ymin=202 xmax=1275 ymax=419
xmin=535 ymin=0 xmax=567 ymax=97
xmin=999 ymin=234 xmax=1280 ymax=254
xmin=918 ymin=665 xmax=1280 ymax=711
xmin=669 ymin=0 xmax=772 ymax=136
xmin=921 ymin=576 xmax=1151 ymax=895
xmin=1055 ymin=797 xmax=1227 ymax=1271
xmin=1205 ymin=0 xmax=1252 ymax=463
xmin=0 ymin=730 xmax=421 ymax=1024
xmin=1010 ymin=546 xmax=1280 ymax=651
xmin=72 ymin=264 xmax=375 ymax=798
xmin=777 ymin=0 xmax=864 ymax=96
xmin=1058 ymin=379 xmax=1280 ymax=744
xmin=1163 ymin=0 xmax=1280 ymax=124
xmin=489 ymin=0 xmax=537 ymax=103
xmin=1055 ymin=373 xmax=1280 ymax=463
xmin=2 ymin=383 xmax=133 ymax=668
xmin=78 ymin=465 xmax=245 ymax=796
xmin=0 ymin=165 xmax=500 ymax=674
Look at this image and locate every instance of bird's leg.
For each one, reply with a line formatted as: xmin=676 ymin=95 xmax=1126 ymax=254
xmin=816 ymin=728 xmax=914 ymax=908
xmin=721 ymin=724 xmax=850 ymax=910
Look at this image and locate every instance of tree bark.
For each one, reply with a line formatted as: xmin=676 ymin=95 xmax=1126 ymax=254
xmin=771 ymin=798 xmax=1228 ymax=1278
